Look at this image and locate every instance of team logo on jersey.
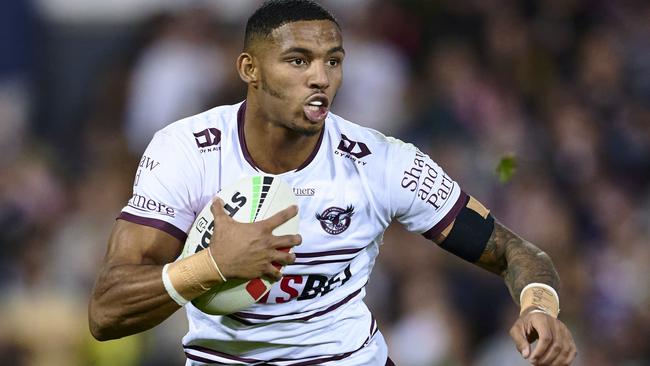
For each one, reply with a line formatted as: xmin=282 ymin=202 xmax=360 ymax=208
xmin=193 ymin=128 xmax=221 ymax=153
xmin=316 ymin=205 xmax=355 ymax=235
xmin=335 ymin=134 xmax=371 ymax=165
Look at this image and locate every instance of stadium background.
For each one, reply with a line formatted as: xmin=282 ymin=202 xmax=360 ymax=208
xmin=1 ymin=0 xmax=649 ymax=365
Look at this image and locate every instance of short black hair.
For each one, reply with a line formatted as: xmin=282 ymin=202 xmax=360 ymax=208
xmin=244 ymin=0 xmax=339 ymax=50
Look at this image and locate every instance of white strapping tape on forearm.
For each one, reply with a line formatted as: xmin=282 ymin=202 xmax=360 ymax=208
xmin=520 ymin=282 xmax=560 ymax=318
xmin=162 ymin=263 xmax=189 ymax=306
xmin=164 ymin=249 xmax=225 ymax=304
xmin=206 ymin=249 xmax=227 ymax=283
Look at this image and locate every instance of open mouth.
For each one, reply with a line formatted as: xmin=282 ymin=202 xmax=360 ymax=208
xmin=303 ymin=95 xmax=330 ymax=122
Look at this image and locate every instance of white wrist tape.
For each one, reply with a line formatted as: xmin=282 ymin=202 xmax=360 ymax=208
xmin=520 ymin=282 xmax=560 ymax=318
xmin=162 ymin=263 xmax=189 ymax=306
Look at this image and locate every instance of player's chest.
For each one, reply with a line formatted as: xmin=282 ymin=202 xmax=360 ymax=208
xmin=215 ymin=147 xmax=385 ymax=251
xmin=293 ymin=178 xmax=378 ymax=247
xmin=215 ymin=174 xmax=381 ymax=248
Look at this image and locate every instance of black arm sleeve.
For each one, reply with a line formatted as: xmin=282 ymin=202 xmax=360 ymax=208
xmin=439 ymin=206 xmax=495 ymax=263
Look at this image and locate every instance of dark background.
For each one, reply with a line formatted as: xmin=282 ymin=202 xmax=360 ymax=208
xmin=1 ymin=0 xmax=648 ymax=365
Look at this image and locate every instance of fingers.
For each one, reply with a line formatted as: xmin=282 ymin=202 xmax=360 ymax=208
xmin=208 ymin=199 xmax=299 ymax=281
xmin=261 ymin=205 xmax=299 ymax=231
xmin=264 ymin=264 xmax=283 ymax=282
xmin=510 ymin=320 xmax=531 ymax=359
xmin=564 ymin=323 xmax=578 ymax=364
xmin=528 ymin=316 xmax=553 ymax=363
xmin=271 ymin=250 xmax=296 ymax=266
xmin=521 ymin=314 xmax=578 ymax=366
xmin=537 ymin=335 xmax=562 ymax=365
xmin=269 ymin=234 xmax=302 ymax=249
xmin=537 ymin=321 xmax=577 ymax=366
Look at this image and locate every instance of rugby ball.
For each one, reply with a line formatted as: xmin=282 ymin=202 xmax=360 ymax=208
xmin=178 ymin=175 xmax=299 ymax=315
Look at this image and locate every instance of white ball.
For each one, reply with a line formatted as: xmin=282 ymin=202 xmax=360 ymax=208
xmin=178 ymin=175 xmax=299 ymax=315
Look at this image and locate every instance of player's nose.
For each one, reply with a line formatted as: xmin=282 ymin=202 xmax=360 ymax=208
xmin=308 ymin=62 xmax=329 ymax=90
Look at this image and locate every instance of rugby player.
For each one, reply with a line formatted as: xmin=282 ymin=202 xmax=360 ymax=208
xmin=89 ymin=1 xmax=577 ymax=365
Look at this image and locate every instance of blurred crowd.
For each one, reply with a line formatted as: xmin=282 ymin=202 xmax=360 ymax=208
xmin=1 ymin=0 xmax=649 ymax=365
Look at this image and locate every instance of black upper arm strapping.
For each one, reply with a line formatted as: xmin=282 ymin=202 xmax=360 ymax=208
xmin=439 ymin=206 xmax=495 ymax=263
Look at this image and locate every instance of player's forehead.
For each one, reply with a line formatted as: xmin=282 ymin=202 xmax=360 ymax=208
xmin=268 ymin=20 xmax=343 ymax=54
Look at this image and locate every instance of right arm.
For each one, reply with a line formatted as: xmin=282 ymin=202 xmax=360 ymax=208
xmin=88 ymin=220 xmax=184 ymax=341
xmin=89 ymin=201 xmax=301 ymax=341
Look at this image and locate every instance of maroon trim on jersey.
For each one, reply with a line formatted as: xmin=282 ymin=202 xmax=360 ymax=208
xmin=290 ymin=247 xmax=366 ymax=265
xmin=185 ymin=345 xmax=259 ymax=363
xmin=228 ymin=287 xmax=363 ymax=324
xmin=370 ymin=313 xmax=377 ymax=335
xmin=290 ymin=258 xmax=356 ymax=266
xmin=236 ymin=101 xmax=258 ymax=171
xmin=421 ymin=191 xmax=469 ymax=240
xmin=282 ymin=345 xmax=365 ymax=366
xmin=386 ymin=357 xmax=397 ymax=366
xmin=185 ymin=352 xmax=228 ymax=365
xmin=294 ymin=247 xmax=364 ymax=258
xmin=236 ymin=101 xmax=325 ymax=172
xmin=184 ymin=329 xmax=375 ymax=365
xmin=117 ymin=212 xmax=187 ymax=242
xmin=294 ymin=126 xmax=325 ymax=171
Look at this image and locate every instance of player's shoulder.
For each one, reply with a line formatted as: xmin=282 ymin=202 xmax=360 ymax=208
xmin=155 ymin=102 xmax=241 ymax=148
xmin=326 ymin=112 xmax=419 ymax=159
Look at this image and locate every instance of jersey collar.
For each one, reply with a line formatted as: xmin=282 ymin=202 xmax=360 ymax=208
xmin=237 ymin=101 xmax=325 ymax=173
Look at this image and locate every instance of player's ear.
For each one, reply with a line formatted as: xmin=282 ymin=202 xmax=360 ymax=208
xmin=237 ymin=52 xmax=259 ymax=87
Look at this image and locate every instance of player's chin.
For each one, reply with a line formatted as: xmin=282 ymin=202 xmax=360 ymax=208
xmin=291 ymin=119 xmax=323 ymax=136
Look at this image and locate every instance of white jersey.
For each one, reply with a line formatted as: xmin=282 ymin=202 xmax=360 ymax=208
xmin=120 ymin=101 xmax=467 ymax=365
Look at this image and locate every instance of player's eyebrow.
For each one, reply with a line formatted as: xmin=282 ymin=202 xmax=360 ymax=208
xmin=327 ymin=46 xmax=345 ymax=55
xmin=281 ymin=46 xmax=346 ymax=56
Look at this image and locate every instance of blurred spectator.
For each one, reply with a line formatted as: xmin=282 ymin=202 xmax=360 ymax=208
xmin=332 ymin=2 xmax=410 ymax=134
xmin=387 ymin=273 xmax=464 ymax=366
xmin=124 ymin=8 xmax=228 ymax=153
xmin=2 ymin=0 xmax=649 ymax=365
xmin=0 ymin=0 xmax=37 ymax=166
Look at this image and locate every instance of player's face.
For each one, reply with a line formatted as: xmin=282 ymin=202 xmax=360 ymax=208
xmin=255 ymin=20 xmax=344 ymax=136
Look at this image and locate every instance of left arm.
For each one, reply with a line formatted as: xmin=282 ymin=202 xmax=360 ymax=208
xmin=474 ymin=221 xmax=559 ymax=306
xmin=434 ymin=196 xmax=577 ymax=366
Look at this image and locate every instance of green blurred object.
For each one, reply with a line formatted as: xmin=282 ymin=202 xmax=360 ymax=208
xmin=85 ymin=333 xmax=143 ymax=366
xmin=496 ymin=154 xmax=517 ymax=183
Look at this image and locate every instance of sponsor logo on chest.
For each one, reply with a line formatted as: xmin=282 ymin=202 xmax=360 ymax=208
xmin=258 ymin=264 xmax=353 ymax=304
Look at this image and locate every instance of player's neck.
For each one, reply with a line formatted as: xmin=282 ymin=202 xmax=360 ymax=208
xmin=243 ymin=108 xmax=321 ymax=174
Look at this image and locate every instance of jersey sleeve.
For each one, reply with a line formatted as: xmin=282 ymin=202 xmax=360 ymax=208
xmin=387 ymin=141 xmax=468 ymax=240
xmin=118 ymin=130 xmax=201 ymax=242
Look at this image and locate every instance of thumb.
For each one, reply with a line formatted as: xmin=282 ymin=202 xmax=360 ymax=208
xmin=510 ymin=322 xmax=531 ymax=359
xmin=211 ymin=197 xmax=230 ymax=220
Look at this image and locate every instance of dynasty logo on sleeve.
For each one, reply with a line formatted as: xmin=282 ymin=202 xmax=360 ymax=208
xmin=193 ymin=128 xmax=222 ymax=153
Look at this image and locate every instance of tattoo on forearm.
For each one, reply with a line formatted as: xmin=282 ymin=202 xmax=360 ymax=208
xmin=476 ymin=221 xmax=560 ymax=304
